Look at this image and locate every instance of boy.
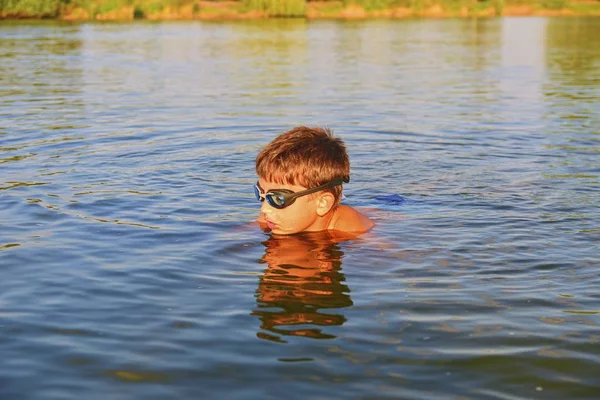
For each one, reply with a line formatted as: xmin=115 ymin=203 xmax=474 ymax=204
xmin=254 ymin=126 xmax=374 ymax=235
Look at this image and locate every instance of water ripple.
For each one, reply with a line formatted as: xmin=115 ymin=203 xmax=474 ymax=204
xmin=1 ymin=17 xmax=599 ymax=400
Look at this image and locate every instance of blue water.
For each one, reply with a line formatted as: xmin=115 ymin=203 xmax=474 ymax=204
xmin=1 ymin=17 xmax=599 ymax=399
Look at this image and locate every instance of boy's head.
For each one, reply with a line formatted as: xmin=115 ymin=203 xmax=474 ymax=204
xmin=256 ymin=126 xmax=350 ymax=205
xmin=255 ymin=126 xmax=350 ymax=235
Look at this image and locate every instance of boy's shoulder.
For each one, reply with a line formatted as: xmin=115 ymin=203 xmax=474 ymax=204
xmin=330 ymin=205 xmax=374 ymax=234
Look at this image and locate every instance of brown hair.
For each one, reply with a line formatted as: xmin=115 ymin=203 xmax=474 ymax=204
xmin=256 ymin=126 xmax=350 ymax=206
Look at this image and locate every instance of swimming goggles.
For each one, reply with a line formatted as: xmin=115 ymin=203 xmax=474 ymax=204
xmin=254 ymin=177 xmax=348 ymax=209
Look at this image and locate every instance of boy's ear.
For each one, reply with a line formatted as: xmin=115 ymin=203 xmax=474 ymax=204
xmin=316 ymin=192 xmax=335 ymax=216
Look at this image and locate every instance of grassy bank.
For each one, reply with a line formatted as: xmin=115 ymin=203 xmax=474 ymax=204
xmin=1 ymin=0 xmax=599 ymax=20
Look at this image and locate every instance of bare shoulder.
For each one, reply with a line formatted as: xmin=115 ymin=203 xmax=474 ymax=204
xmin=330 ymin=205 xmax=375 ymax=233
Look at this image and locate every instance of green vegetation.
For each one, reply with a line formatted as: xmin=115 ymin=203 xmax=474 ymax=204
xmin=0 ymin=0 xmax=62 ymax=18
xmin=343 ymin=0 xmax=403 ymax=10
xmin=0 ymin=0 xmax=599 ymax=19
xmin=0 ymin=0 xmax=191 ymax=19
xmin=543 ymin=0 xmax=567 ymax=9
xmin=243 ymin=0 xmax=306 ymax=16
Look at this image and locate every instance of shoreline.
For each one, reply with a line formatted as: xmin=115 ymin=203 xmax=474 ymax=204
xmin=2 ymin=1 xmax=600 ymax=21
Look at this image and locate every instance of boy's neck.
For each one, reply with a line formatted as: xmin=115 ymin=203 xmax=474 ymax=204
xmin=314 ymin=208 xmax=338 ymax=232
xmin=297 ymin=208 xmax=337 ymax=233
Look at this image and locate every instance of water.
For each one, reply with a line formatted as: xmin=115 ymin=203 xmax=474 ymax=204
xmin=1 ymin=17 xmax=599 ymax=399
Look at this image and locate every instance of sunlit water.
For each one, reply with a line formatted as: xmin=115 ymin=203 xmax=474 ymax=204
xmin=1 ymin=17 xmax=599 ymax=399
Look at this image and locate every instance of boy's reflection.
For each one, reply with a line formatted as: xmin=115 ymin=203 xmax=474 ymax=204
xmin=253 ymin=231 xmax=354 ymax=342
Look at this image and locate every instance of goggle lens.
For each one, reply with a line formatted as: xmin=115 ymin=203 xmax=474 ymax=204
xmin=254 ymin=184 xmax=291 ymax=209
xmin=267 ymin=193 xmax=286 ymax=208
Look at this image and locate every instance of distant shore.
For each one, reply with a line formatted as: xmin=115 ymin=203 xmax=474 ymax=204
xmin=2 ymin=0 xmax=600 ymax=21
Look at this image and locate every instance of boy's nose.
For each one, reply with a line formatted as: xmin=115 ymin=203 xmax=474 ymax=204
xmin=260 ymin=199 xmax=273 ymax=214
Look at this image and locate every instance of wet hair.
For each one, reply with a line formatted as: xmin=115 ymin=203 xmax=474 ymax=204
xmin=256 ymin=126 xmax=350 ymax=206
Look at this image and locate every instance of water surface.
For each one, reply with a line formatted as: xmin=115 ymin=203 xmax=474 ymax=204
xmin=1 ymin=17 xmax=599 ymax=399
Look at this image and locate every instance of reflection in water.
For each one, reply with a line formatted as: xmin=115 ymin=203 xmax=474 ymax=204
xmin=544 ymin=17 xmax=600 ymax=123
xmin=253 ymin=232 xmax=353 ymax=342
xmin=545 ymin=17 xmax=600 ymax=82
xmin=540 ymin=17 xmax=599 ymax=216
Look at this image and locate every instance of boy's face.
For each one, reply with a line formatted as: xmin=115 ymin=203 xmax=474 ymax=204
xmin=257 ymin=178 xmax=327 ymax=235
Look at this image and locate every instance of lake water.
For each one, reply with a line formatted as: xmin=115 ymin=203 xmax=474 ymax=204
xmin=1 ymin=17 xmax=599 ymax=399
